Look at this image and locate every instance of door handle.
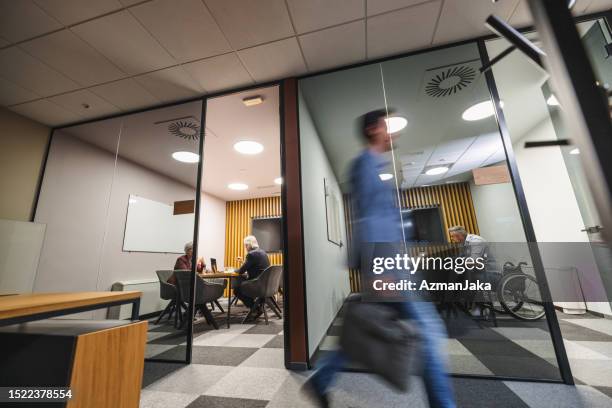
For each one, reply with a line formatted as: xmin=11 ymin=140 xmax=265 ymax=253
xmin=581 ymin=225 xmax=603 ymax=233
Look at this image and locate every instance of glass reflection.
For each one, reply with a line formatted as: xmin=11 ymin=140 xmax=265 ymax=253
xmin=33 ymin=118 xmax=123 ymax=305
xmin=112 ymin=101 xmax=203 ymax=362
xmin=300 ymin=41 xmax=563 ymax=385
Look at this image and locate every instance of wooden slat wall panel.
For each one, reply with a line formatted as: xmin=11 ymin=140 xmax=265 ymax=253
xmin=225 ymin=196 xmax=283 ymax=268
xmin=343 ymin=182 xmax=479 ymax=292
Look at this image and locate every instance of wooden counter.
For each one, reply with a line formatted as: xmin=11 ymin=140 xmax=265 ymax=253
xmin=0 ymin=292 xmax=142 ymax=326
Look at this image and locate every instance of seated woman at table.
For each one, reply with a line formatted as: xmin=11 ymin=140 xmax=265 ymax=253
xmin=168 ymin=241 xmax=205 ymax=284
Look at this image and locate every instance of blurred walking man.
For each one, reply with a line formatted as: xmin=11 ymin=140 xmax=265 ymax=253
xmin=303 ymin=109 xmax=456 ymax=408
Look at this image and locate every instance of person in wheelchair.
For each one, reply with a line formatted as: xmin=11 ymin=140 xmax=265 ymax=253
xmin=448 ymin=226 xmax=498 ymax=316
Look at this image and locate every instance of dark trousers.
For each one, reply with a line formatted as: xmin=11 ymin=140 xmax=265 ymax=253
xmin=233 ymin=276 xmax=255 ymax=308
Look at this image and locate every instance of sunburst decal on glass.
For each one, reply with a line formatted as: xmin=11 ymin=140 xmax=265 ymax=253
xmin=168 ymin=121 xmax=200 ymax=141
xmin=425 ymin=66 xmax=476 ymax=98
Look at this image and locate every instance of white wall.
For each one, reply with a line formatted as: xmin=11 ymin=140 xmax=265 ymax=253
xmin=34 ymin=131 xmax=226 ymax=296
xmin=513 ymin=120 xmax=588 ymax=243
xmin=512 ymin=114 xmax=611 ymax=316
xmin=299 ymin=88 xmax=351 ymax=357
xmin=198 ymin=192 xmax=226 ymax=270
xmin=469 ymin=180 xmax=526 ymax=243
xmin=0 ymin=219 xmax=46 ymax=294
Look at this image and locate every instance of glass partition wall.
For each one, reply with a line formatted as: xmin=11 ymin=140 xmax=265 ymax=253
xmin=483 ymin=15 xmax=612 ymax=385
xmin=33 ymin=100 xmax=204 ymax=364
xmin=30 ymin=83 xmax=286 ymax=370
xmin=299 ymin=41 xmax=566 ymax=381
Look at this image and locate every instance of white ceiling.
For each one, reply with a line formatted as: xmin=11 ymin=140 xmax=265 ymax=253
xmin=58 ymin=85 xmax=279 ymax=201
xmin=203 ymin=86 xmax=281 ymax=201
xmin=299 ymin=42 xmax=507 ymax=189
xmin=300 ymin=18 xmax=605 ymax=191
xmin=1 ymin=0 xmax=608 ymax=126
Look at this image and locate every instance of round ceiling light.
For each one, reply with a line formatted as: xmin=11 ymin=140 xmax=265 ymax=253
xmin=384 ymin=117 xmax=408 ymax=134
xmin=172 ymin=151 xmax=199 ymax=163
xmin=274 ymin=177 xmax=283 ymax=185
xmin=234 ymin=141 xmax=264 ymax=155
xmin=228 ymin=183 xmax=248 ymax=190
xmin=425 ymin=166 xmax=449 ymax=176
xmin=462 ymin=101 xmax=496 ymax=121
xmin=379 ymin=173 xmax=393 ymax=181
xmin=547 ymin=95 xmax=560 ymax=106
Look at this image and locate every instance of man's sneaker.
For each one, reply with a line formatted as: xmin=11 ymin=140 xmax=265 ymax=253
xmin=301 ymin=377 xmax=330 ymax=408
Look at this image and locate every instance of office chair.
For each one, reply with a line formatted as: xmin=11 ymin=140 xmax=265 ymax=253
xmin=239 ymin=265 xmax=283 ymax=324
xmin=154 ymin=270 xmax=182 ymax=327
xmin=174 ymin=270 xmax=226 ymax=330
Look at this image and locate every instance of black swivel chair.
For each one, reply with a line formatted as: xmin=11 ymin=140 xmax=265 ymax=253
xmin=154 ymin=270 xmax=183 ymax=328
xmin=174 ymin=270 xmax=226 ymax=330
xmin=239 ymin=265 xmax=283 ymax=324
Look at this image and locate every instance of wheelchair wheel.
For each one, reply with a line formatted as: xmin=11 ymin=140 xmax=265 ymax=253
xmin=498 ymin=273 xmax=545 ymax=320
xmin=491 ymin=296 xmax=508 ymax=314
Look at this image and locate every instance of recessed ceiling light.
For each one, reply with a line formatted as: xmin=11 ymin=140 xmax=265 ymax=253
xmin=570 ymin=148 xmax=580 ymax=155
xmin=547 ymin=94 xmax=560 ymax=106
xmin=274 ymin=177 xmax=283 ymax=185
xmin=379 ymin=173 xmax=394 ymax=181
xmin=384 ymin=116 xmax=408 ymax=134
xmin=234 ymin=141 xmax=263 ymax=155
xmin=228 ymin=183 xmax=248 ymax=190
xmin=425 ymin=166 xmax=449 ymax=176
xmin=462 ymin=101 xmax=496 ymax=121
xmin=172 ymin=151 xmax=199 ymax=163
xmin=243 ymin=95 xmax=263 ymax=106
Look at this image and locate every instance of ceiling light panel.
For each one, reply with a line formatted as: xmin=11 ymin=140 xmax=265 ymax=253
xmin=234 ymin=140 xmax=264 ymax=154
xmin=228 ymin=183 xmax=248 ymax=190
xmin=172 ymin=151 xmax=199 ymax=163
xmin=462 ymin=100 xmax=496 ymax=121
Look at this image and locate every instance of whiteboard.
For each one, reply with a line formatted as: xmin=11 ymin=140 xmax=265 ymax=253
xmin=324 ymin=178 xmax=343 ymax=247
xmin=123 ymin=195 xmax=195 ymax=253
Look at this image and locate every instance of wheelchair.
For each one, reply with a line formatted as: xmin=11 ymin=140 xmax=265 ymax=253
xmin=456 ymin=261 xmax=546 ymax=323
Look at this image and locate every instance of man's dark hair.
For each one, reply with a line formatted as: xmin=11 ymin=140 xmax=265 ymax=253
xmin=359 ymin=109 xmax=392 ymax=140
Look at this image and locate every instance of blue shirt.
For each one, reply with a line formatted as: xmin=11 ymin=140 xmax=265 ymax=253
xmin=350 ymin=149 xmax=403 ymax=243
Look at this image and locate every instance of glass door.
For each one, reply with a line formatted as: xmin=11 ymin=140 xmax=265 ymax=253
xmin=559 ymin=19 xmax=612 ymax=309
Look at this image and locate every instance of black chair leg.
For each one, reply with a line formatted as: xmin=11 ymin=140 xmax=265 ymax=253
xmin=175 ymin=302 xmax=186 ymax=329
xmin=268 ymin=297 xmax=282 ymax=318
xmin=154 ymin=300 xmax=174 ymax=325
xmin=267 ymin=298 xmax=282 ymax=319
xmin=202 ymin=307 xmax=219 ymax=329
xmin=168 ymin=304 xmax=175 ymax=320
xmin=214 ymin=300 xmax=225 ymax=313
xmin=262 ymin=303 xmax=269 ymax=325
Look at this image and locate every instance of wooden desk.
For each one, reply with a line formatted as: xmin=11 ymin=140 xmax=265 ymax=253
xmin=200 ymin=272 xmax=239 ymax=328
xmin=0 ymin=291 xmax=142 ymax=327
xmin=0 ymin=292 xmax=145 ymax=407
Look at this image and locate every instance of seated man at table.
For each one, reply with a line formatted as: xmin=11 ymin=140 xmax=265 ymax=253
xmin=234 ymin=235 xmax=270 ymax=311
xmin=168 ymin=241 xmax=205 ymax=285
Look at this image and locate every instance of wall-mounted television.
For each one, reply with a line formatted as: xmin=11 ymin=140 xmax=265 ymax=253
xmin=251 ymin=217 xmax=283 ymax=253
xmin=400 ymin=207 xmax=446 ymax=243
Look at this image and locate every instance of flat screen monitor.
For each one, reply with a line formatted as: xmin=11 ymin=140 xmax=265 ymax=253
xmin=401 ymin=207 xmax=446 ymax=243
xmin=251 ymin=217 xmax=283 ymax=253
xmin=210 ymin=258 xmax=218 ymax=273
